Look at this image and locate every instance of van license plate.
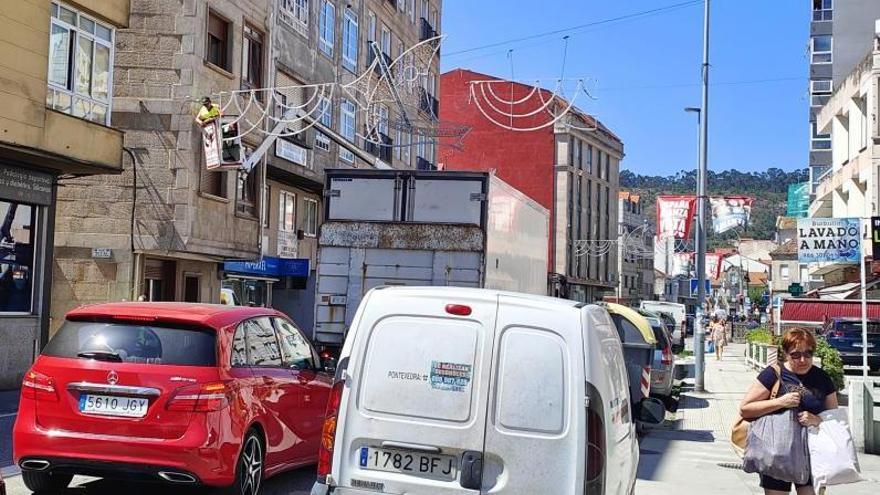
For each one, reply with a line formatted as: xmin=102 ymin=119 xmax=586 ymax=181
xmin=79 ymin=394 xmax=149 ymax=418
xmin=359 ymin=447 xmax=456 ymax=481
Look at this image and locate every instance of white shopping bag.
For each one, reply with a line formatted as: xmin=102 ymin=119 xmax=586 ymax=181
xmin=808 ymin=408 xmax=862 ymax=491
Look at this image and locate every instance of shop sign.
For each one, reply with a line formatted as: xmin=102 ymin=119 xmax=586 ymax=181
xmin=223 ymin=256 xmax=310 ymax=278
xmin=275 ymin=139 xmax=309 ymax=167
xmin=0 ymin=165 xmax=53 ymax=206
xmin=797 ymin=217 xmax=861 ymax=263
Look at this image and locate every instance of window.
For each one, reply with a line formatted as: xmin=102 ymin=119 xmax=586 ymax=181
xmin=199 ymin=156 xmax=227 ymax=198
xmin=781 ymin=265 xmax=791 ymax=280
xmin=0 ymin=201 xmax=36 ymax=313
xmin=410 ymin=0 xmax=416 ymax=23
xmin=586 ymin=144 xmax=593 ymax=174
xmin=318 ymin=1 xmax=335 ymax=57
xmin=279 ymin=190 xmax=296 ymax=232
xmin=236 ymin=159 xmax=259 ymax=217
xmin=47 ymin=2 xmax=114 ymax=125
xmin=381 ymin=25 xmax=391 ymax=56
xmin=378 ymin=105 xmax=390 ymax=136
xmin=280 ymin=0 xmax=309 ymax=37
xmin=274 ymin=318 xmax=316 ymax=370
xmin=813 ymin=0 xmax=833 ymax=21
xmin=367 ymin=11 xmax=377 ymax=42
xmin=571 ymin=138 xmax=581 ymax=169
xmin=206 ymin=9 xmax=231 ymax=71
xmin=231 ymin=324 xmax=248 ymax=366
xmin=316 ymin=96 xmax=332 ymax=151
xmin=596 ymin=149 xmax=603 ymax=179
xmin=811 ymin=35 xmax=832 ymax=64
xmin=304 ymin=198 xmax=319 ymax=236
xmin=604 ymin=154 xmax=610 ymax=181
xmin=811 ymin=79 xmax=832 ymax=107
xmin=811 ymin=122 xmax=831 ymax=151
xmin=340 ymin=99 xmax=356 ymax=162
xmin=241 ymin=25 xmax=263 ymax=93
xmin=245 ymin=318 xmax=283 ymax=367
xmin=342 ymin=9 xmax=359 ymax=72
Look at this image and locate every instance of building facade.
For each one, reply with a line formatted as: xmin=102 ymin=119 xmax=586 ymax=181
xmin=809 ymin=28 xmax=880 ymax=285
xmin=0 ymin=0 xmax=128 ymax=388
xmin=808 ymin=0 xmax=880 ymax=193
xmin=439 ymin=69 xmax=623 ymax=303
xmin=51 ymin=0 xmax=442 ymax=334
xmin=617 ymin=191 xmax=653 ymax=304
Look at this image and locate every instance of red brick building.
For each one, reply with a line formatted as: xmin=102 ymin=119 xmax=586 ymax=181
xmin=439 ymin=68 xmax=625 ymax=302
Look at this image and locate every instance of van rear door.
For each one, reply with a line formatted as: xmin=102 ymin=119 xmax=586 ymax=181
xmin=481 ymin=295 xmax=582 ymax=494
xmin=335 ymin=289 xmax=497 ymax=494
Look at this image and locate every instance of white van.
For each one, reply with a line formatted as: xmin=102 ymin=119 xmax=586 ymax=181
xmin=312 ymin=286 xmax=662 ymax=495
xmin=639 ymin=301 xmax=686 ymax=348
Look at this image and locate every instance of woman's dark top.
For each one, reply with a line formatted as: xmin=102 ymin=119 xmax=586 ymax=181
xmin=757 ymin=365 xmax=835 ymax=415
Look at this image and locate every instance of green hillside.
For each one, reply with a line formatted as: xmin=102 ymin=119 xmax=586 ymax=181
xmin=620 ymin=168 xmax=809 ymax=245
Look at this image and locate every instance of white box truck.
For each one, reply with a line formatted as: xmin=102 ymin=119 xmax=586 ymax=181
xmin=312 ymin=169 xmax=549 ymax=350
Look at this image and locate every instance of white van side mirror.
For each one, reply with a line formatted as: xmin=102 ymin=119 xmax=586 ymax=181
xmin=636 ymin=397 xmax=666 ymax=425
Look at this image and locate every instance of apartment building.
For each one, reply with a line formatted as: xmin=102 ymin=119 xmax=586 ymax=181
xmin=440 ymin=69 xmax=624 ymax=303
xmin=51 ymin=0 xmax=442 ymax=334
xmin=0 ymin=1 xmax=128 ymax=387
xmin=618 ymin=192 xmax=654 ymax=304
xmin=808 ymin=0 xmax=880 ymax=192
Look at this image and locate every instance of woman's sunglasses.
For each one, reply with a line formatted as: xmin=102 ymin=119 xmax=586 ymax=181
xmin=788 ymin=350 xmax=814 ymax=360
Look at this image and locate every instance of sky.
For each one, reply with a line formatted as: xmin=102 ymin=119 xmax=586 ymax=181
xmin=439 ymin=0 xmax=810 ymax=176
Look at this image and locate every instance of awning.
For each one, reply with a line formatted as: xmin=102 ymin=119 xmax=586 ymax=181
xmin=780 ymin=298 xmax=880 ymax=324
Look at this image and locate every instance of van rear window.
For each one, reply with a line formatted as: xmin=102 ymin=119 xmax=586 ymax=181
xmin=43 ymin=321 xmax=216 ymax=366
xmin=359 ymin=316 xmax=480 ymax=423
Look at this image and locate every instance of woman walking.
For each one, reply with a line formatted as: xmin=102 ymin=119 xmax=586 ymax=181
xmin=711 ymin=317 xmax=728 ymax=360
xmin=739 ymin=328 xmax=838 ymax=495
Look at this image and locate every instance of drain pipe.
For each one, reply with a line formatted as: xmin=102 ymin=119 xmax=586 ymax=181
xmin=123 ymin=147 xmax=138 ymax=301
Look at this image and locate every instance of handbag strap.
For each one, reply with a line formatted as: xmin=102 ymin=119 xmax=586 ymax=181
xmin=769 ymin=363 xmax=782 ymax=399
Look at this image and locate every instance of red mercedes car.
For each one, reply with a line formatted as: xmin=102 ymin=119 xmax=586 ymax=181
xmin=13 ymin=303 xmax=333 ymax=494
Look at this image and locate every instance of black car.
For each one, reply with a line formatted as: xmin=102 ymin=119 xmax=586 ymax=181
xmin=821 ymin=318 xmax=880 ymax=372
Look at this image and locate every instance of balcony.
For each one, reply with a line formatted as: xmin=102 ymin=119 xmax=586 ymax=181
xmin=420 ymin=17 xmax=438 ymax=42
xmin=417 ymin=156 xmax=435 ymax=171
xmin=367 ymin=47 xmax=394 ymax=76
xmin=364 ymin=132 xmax=393 ymax=163
xmin=418 ymin=87 xmax=439 ymax=120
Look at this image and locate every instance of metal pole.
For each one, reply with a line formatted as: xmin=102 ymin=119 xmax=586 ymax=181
xmin=694 ymin=0 xmax=711 ymax=392
xmin=860 ymin=242 xmax=869 ymax=379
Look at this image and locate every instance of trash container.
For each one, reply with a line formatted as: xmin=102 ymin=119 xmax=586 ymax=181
xmin=605 ymin=303 xmax=658 ymax=404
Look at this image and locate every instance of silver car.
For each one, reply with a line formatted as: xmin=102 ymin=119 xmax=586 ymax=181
xmin=640 ymin=311 xmax=675 ymax=399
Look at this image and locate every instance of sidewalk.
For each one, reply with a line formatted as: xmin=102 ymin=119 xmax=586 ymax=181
xmin=635 ymin=343 xmax=880 ymax=494
xmin=0 ymin=389 xmax=19 ymax=471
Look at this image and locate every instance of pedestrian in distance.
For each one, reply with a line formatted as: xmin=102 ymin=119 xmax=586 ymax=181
xmin=738 ymin=328 xmax=838 ymax=495
xmin=712 ymin=317 xmax=728 ymax=360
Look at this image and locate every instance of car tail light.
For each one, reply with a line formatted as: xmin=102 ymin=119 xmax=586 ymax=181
xmin=831 ymin=331 xmax=844 ymax=338
xmin=586 ymin=406 xmax=605 ymax=493
xmin=22 ymin=370 xmax=57 ymax=402
xmin=662 ymin=346 xmax=673 ymax=367
xmin=166 ymin=381 xmax=232 ymax=412
xmin=317 ymin=380 xmax=345 ymax=481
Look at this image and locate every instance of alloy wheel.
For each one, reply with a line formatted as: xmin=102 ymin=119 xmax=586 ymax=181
xmin=239 ymin=434 xmax=263 ymax=495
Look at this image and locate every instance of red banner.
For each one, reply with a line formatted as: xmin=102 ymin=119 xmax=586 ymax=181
xmin=706 ymin=252 xmax=723 ymax=280
xmin=656 ymin=195 xmax=697 ymax=239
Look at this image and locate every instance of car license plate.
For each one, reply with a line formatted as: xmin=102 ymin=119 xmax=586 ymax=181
xmin=359 ymin=447 xmax=456 ymax=481
xmin=79 ymin=394 xmax=149 ymax=418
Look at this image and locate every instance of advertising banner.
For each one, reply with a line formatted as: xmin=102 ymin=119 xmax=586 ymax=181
xmin=706 ymin=252 xmax=722 ymax=280
xmin=797 ymin=218 xmax=862 ymax=263
xmin=656 ymin=196 xmax=697 ymax=239
xmin=671 ymin=252 xmax=693 ymax=277
xmin=203 ymin=117 xmax=242 ymax=170
xmin=710 ymin=197 xmax=753 ymax=234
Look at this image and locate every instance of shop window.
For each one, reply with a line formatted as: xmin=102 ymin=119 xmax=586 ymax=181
xmin=47 ymin=2 xmax=114 ymax=125
xmin=144 ymin=258 xmax=176 ymax=302
xmin=0 ymin=201 xmax=36 ymax=313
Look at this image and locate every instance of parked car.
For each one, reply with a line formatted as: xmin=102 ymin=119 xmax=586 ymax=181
xmin=604 ymin=303 xmax=658 ymax=409
xmin=311 ymin=286 xmax=663 ymax=495
xmin=14 ymin=303 xmax=333 ymax=494
xmin=654 ymin=311 xmax=683 ymax=353
xmin=638 ymin=310 xmax=675 ymax=401
xmin=640 ymin=301 xmax=686 ymax=349
xmin=821 ymin=317 xmax=880 ymax=372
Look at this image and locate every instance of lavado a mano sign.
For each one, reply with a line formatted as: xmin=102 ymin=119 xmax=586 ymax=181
xmin=797 ymin=218 xmax=861 ymax=263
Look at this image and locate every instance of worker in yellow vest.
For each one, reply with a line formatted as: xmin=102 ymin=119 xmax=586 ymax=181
xmin=196 ymin=96 xmax=221 ymax=126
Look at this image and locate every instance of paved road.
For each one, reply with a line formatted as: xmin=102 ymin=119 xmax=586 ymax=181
xmin=3 ymin=466 xmax=316 ymax=495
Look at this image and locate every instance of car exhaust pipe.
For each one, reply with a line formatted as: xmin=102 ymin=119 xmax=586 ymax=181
xmin=158 ymin=471 xmax=197 ymax=483
xmin=21 ymin=459 xmax=50 ymax=471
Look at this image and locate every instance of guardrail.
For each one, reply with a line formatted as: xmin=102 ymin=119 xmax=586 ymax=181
xmin=745 ymin=342 xmax=779 ymax=370
xmin=866 ymin=383 xmax=880 ymax=455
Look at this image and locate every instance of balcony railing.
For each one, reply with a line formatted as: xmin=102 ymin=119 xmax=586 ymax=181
xmin=420 ymin=17 xmax=438 ymax=42
xmin=365 ymin=131 xmax=393 ymax=163
xmin=367 ymin=47 xmax=394 ymax=76
xmin=418 ymin=87 xmax=439 ymax=120
xmin=417 ymin=156 xmax=435 ymax=171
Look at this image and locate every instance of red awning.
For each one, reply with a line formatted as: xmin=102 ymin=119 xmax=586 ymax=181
xmin=780 ymin=298 xmax=880 ymax=324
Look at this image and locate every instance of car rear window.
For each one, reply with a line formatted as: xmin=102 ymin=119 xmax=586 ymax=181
xmin=42 ymin=320 xmax=217 ymax=366
xmin=837 ymin=321 xmax=880 ymax=334
xmin=651 ymin=324 xmax=669 ymax=348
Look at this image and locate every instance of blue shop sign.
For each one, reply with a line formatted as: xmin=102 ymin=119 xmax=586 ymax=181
xmin=223 ymin=257 xmax=310 ymax=278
